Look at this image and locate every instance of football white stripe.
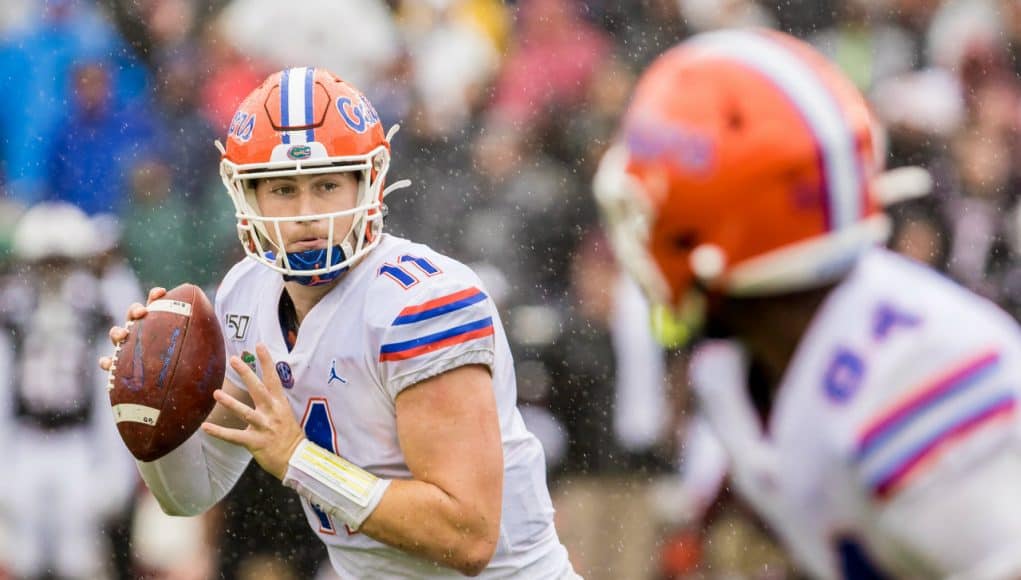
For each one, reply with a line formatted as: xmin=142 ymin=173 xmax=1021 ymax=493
xmin=112 ymin=403 xmax=161 ymax=426
xmin=147 ymin=299 xmax=193 ymax=317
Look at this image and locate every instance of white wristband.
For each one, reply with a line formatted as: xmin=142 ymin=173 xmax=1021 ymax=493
xmin=282 ymin=439 xmax=390 ymax=531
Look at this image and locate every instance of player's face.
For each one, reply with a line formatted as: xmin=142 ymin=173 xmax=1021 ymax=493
xmin=254 ymin=172 xmax=360 ymax=252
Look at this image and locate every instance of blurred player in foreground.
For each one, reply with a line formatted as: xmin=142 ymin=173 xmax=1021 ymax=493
xmin=595 ymin=28 xmax=1021 ymax=579
xmin=100 ymin=68 xmax=575 ymax=578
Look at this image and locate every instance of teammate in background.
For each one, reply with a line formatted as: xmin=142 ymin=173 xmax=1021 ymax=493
xmin=594 ymin=29 xmax=1021 ymax=579
xmin=2 ymin=203 xmax=137 ymax=579
xmin=99 ymin=68 xmax=575 ymax=579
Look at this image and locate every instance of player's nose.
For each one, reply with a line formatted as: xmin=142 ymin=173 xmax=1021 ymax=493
xmin=293 ymin=188 xmax=324 ymax=220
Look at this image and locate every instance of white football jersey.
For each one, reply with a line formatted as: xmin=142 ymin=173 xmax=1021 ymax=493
xmin=693 ymin=248 xmax=1021 ymax=579
xmin=214 ymin=234 xmax=570 ymax=579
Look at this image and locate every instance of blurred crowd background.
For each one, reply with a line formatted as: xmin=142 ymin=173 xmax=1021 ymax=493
xmin=2 ymin=0 xmax=1021 ymax=579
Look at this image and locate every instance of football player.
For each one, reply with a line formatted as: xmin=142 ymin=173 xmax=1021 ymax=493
xmin=100 ymin=68 xmax=576 ymax=578
xmin=2 ymin=203 xmax=137 ymax=579
xmin=594 ymin=29 xmax=1021 ymax=579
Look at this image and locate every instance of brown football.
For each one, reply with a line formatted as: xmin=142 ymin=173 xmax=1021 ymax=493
xmin=108 ymin=283 xmax=225 ymax=462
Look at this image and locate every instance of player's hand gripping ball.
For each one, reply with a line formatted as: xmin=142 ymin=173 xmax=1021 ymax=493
xmin=106 ymin=284 xmax=225 ymax=461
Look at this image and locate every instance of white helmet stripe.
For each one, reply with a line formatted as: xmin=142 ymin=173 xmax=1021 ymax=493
xmin=281 ymin=67 xmax=312 ymax=145
xmin=690 ymin=31 xmax=862 ymax=231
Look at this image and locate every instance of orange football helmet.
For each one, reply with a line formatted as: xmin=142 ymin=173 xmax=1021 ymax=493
xmin=595 ymin=29 xmax=888 ymax=321
xmin=219 ymin=67 xmax=408 ymax=282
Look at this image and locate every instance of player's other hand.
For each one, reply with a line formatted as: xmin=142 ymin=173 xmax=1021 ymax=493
xmin=98 ymin=287 xmax=167 ymax=372
xmin=201 ymin=344 xmax=305 ymax=480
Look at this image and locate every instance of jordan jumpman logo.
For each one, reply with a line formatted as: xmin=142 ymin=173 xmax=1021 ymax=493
xmin=328 ymin=359 xmax=348 ymax=384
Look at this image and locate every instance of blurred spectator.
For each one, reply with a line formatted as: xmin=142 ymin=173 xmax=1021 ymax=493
xmin=198 ymin=20 xmax=270 ymax=128
xmin=468 ymin=118 xmax=588 ymax=301
xmin=148 ymin=43 xmax=243 ymax=286
xmin=871 ymin=67 xmax=965 ymax=147
xmin=152 ymin=46 xmax=219 ymax=202
xmin=888 ymin=200 xmax=952 ymax=269
xmin=927 ymin=0 xmax=1001 ymax=77
xmin=394 ymin=0 xmax=508 ymax=135
xmin=490 ymin=0 xmax=613 ymax=133
xmin=102 ymin=0 xmax=204 ymax=69
xmin=810 ymin=0 xmax=916 ymax=92
xmin=91 ymin=212 xmax=147 ymax=332
xmin=679 ymin=0 xmax=775 ymax=32
xmin=46 ymin=60 xmax=162 ymax=215
xmin=942 ymin=123 xmax=1019 ymax=300
xmin=893 ymin=0 xmax=944 ymax=46
xmin=381 ymin=117 xmax=477 ymax=258
xmin=0 ymin=0 xmax=149 ymax=205
xmin=1001 ymin=0 xmax=1021 ymax=78
xmin=119 ymin=158 xmax=195 ymax=289
xmin=591 ymin=1 xmax=686 ymax=70
xmin=558 ymin=55 xmax=636 ymax=177
xmin=217 ymin=0 xmax=400 ymax=90
xmin=189 ymin=187 xmax=246 ymax=290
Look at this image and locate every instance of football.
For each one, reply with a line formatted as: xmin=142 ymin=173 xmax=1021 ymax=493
xmin=107 ymin=283 xmax=226 ymax=462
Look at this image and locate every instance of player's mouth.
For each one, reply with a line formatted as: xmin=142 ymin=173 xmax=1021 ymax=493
xmin=290 ymin=237 xmax=329 ymax=251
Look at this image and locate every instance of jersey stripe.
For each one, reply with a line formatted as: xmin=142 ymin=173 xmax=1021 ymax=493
xmin=391 ymin=287 xmax=487 ymax=326
xmin=380 ymin=317 xmax=494 ymax=362
xmin=870 ymin=392 xmax=1016 ymax=499
xmin=856 ymin=350 xmax=1000 ymax=460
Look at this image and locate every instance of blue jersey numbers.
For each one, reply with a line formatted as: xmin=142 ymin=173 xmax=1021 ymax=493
xmin=378 ymin=254 xmax=443 ymax=289
xmin=823 ymin=302 xmax=921 ymax=403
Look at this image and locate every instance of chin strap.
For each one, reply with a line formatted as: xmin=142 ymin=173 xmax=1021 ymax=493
xmin=277 ymin=245 xmax=351 ymax=286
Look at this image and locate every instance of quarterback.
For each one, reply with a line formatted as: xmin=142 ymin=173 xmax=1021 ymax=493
xmin=100 ymin=68 xmax=574 ymax=578
xmin=595 ymin=29 xmax=1021 ymax=579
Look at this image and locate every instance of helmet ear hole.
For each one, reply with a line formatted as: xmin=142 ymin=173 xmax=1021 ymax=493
xmin=673 ymin=231 xmax=698 ymax=250
xmin=726 ymin=106 xmax=744 ymax=131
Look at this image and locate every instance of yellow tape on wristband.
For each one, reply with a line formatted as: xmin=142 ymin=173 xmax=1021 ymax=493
xmin=292 ymin=441 xmax=379 ymax=507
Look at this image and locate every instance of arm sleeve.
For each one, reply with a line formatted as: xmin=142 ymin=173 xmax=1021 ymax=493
xmin=135 ymin=428 xmax=252 ymax=516
xmin=368 ymin=281 xmax=497 ymax=400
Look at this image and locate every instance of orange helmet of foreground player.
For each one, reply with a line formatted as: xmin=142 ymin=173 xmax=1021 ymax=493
xmin=594 ymin=29 xmax=886 ymax=316
xmin=219 ymin=67 xmax=408 ymax=281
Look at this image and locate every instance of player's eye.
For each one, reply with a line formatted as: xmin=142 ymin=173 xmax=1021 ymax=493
xmin=318 ymin=181 xmax=340 ymax=192
xmin=270 ymin=184 xmax=295 ymax=196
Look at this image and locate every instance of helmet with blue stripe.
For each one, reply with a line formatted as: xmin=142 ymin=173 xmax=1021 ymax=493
xmin=219 ymin=67 xmax=408 ymax=285
xmin=595 ymin=29 xmax=890 ymax=318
